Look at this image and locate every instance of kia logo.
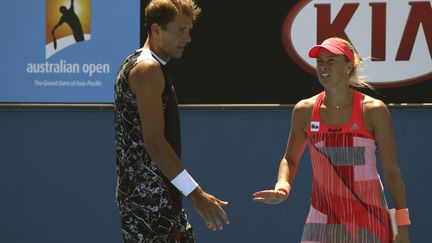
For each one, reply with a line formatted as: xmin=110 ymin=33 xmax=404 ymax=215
xmin=282 ymin=1 xmax=432 ymax=88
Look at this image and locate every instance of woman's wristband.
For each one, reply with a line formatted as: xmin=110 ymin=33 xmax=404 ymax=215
xmin=171 ymin=170 xmax=198 ymax=196
xmin=395 ymin=208 xmax=411 ymax=226
xmin=274 ymin=181 xmax=291 ymax=199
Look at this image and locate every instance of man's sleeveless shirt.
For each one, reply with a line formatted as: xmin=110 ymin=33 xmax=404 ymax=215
xmin=114 ymin=49 xmax=182 ymax=209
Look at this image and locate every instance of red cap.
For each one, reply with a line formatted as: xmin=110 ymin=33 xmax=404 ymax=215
xmin=308 ymin=38 xmax=354 ymax=64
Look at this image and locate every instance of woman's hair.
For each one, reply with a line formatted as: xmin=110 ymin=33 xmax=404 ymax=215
xmin=144 ymin=0 xmax=201 ymax=34
xmin=330 ymin=37 xmax=374 ymax=90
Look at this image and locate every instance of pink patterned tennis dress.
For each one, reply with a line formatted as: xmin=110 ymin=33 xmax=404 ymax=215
xmin=302 ymin=90 xmax=393 ymax=243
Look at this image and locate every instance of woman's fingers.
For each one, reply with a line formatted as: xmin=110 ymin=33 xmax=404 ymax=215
xmin=252 ymin=190 xmax=286 ymax=204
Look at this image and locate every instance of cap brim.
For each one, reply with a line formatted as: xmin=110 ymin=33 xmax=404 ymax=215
xmin=308 ymin=46 xmax=322 ymax=58
xmin=308 ymin=45 xmax=345 ymax=58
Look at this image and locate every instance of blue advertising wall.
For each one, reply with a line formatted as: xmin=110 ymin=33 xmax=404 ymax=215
xmin=0 ymin=107 xmax=430 ymax=242
xmin=2 ymin=0 xmax=432 ymax=104
xmin=0 ymin=0 xmax=139 ymax=102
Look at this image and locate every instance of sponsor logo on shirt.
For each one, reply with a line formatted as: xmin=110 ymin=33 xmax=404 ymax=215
xmin=350 ymin=123 xmax=360 ymax=130
xmin=310 ymin=121 xmax=320 ymax=132
xmin=328 ymin=127 xmax=343 ymax=133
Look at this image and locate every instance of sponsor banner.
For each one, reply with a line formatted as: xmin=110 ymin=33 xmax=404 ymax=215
xmin=282 ymin=0 xmax=432 ymax=88
xmin=0 ymin=0 xmax=139 ymax=103
xmin=158 ymin=0 xmax=432 ymax=104
xmin=2 ymin=1 xmax=428 ymax=104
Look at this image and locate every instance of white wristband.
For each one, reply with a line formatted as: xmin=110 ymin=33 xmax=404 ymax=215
xmin=171 ymin=170 xmax=199 ymax=196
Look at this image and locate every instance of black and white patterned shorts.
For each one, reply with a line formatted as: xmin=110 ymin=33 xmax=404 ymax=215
xmin=119 ymin=205 xmax=194 ymax=243
xmin=117 ymin=163 xmax=195 ymax=243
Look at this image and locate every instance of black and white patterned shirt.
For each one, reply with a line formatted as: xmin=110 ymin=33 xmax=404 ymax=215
xmin=114 ymin=48 xmax=182 ymax=211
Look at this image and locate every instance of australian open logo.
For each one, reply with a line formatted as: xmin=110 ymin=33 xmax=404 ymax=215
xmin=46 ymin=0 xmax=91 ymax=59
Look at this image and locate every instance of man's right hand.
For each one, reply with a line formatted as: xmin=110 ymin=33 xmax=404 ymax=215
xmin=188 ymin=187 xmax=229 ymax=231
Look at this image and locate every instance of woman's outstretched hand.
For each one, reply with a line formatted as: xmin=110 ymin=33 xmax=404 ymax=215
xmin=252 ymin=189 xmax=288 ymax=205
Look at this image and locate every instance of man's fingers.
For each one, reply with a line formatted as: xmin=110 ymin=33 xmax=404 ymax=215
xmin=199 ymin=203 xmax=229 ymax=230
xmin=192 ymin=192 xmax=231 ymax=231
xmin=209 ymin=199 xmax=229 ymax=229
xmin=206 ymin=212 xmax=217 ymax=231
xmin=215 ymin=198 xmax=229 ymax=206
xmin=211 ymin=209 xmax=224 ymax=230
xmin=220 ymin=208 xmax=230 ymax=225
xmin=200 ymin=210 xmax=215 ymax=230
xmin=210 ymin=196 xmax=230 ymax=226
xmin=214 ymin=202 xmax=230 ymax=225
xmin=206 ymin=207 xmax=225 ymax=231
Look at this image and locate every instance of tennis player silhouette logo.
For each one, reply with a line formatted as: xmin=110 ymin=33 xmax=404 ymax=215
xmin=46 ymin=0 xmax=91 ymax=59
